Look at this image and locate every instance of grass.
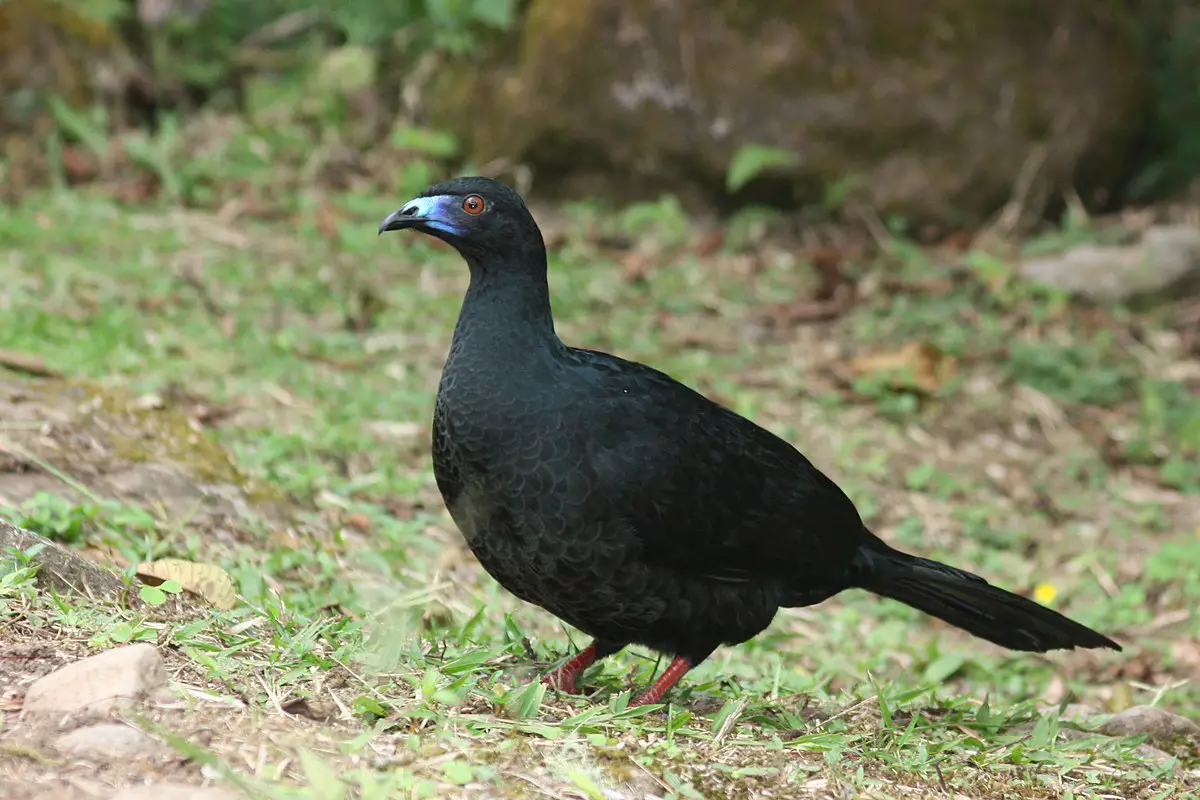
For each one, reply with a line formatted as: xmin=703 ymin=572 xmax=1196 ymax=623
xmin=0 ymin=177 xmax=1198 ymax=799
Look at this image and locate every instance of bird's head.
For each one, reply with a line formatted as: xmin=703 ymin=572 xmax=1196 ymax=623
xmin=378 ymin=176 xmax=544 ymax=264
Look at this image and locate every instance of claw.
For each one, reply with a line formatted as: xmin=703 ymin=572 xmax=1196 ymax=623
xmin=540 ymin=643 xmax=598 ymax=695
xmin=629 ymin=656 xmax=692 ymax=707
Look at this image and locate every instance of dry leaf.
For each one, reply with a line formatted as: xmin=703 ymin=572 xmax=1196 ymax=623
xmin=693 ymin=229 xmax=725 ymax=257
xmin=61 ymin=147 xmax=98 ymax=184
xmin=280 ymin=697 xmax=336 ymax=722
xmin=848 ymin=341 xmax=956 ymax=393
xmin=619 ymin=251 xmax=651 ymax=283
xmin=137 ymin=558 xmax=237 ymax=610
xmin=0 ymin=349 xmax=61 ymax=378
xmin=1169 ymin=638 xmax=1200 ymax=673
xmin=808 ymin=246 xmax=850 ymax=301
xmin=314 ymin=202 xmax=342 ymax=241
xmin=343 ymin=513 xmax=372 ymax=533
xmin=762 ymin=292 xmax=853 ymax=327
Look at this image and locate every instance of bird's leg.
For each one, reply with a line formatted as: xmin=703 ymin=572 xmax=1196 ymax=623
xmin=630 ymin=656 xmax=693 ymax=707
xmin=541 ymin=643 xmax=599 ymax=694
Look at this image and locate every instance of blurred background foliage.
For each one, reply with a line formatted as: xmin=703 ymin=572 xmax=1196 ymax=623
xmin=0 ymin=0 xmax=524 ymax=208
xmin=2 ymin=0 xmax=1200 ymax=221
xmin=1132 ymin=0 xmax=1200 ymax=201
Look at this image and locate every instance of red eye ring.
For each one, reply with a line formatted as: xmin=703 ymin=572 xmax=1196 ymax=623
xmin=462 ymin=195 xmax=485 ymax=215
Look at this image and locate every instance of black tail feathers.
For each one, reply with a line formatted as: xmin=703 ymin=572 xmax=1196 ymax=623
xmin=851 ymin=538 xmax=1121 ymax=653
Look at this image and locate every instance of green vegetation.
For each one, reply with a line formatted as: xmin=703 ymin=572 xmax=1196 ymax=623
xmin=1 ymin=165 xmax=1198 ymax=797
xmin=0 ymin=4 xmax=1197 ymax=797
xmin=7 ymin=0 xmax=1200 ymax=208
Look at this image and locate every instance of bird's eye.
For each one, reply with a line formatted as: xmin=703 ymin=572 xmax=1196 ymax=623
xmin=462 ymin=195 xmax=485 ymax=215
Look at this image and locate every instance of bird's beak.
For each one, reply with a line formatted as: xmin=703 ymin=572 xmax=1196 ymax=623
xmin=378 ymin=206 xmax=425 ymax=235
xmin=378 ymin=195 xmax=455 ymax=236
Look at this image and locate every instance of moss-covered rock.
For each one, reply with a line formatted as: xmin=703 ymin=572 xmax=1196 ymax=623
xmin=0 ymin=0 xmax=137 ymax=133
xmin=427 ymin=0 xmax=1151 ymax=224
xmin=0 ymin=378 xmax=284 ymax=526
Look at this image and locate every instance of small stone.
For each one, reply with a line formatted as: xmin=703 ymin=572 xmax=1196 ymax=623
xmin=57 ymin=723 xmax=164 ymax=760
xmin=108 ymin=785 xmax=238 ymax=800
xmin=1019 ymin=224 xmax=1200 ymax=303
xmin=1098 ymin=705 xmax=1200 ymax=745
xmin=1132 ymin=743 xmax=1178 ymax=765
xmin=22 ymin=644 xmax=167 ymax=716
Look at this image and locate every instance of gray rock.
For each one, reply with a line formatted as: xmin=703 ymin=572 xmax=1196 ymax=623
xmin=0 ymin=520 xmax=127 ymax=600
xmin=1055 ymin=725 xmax=1178 ymax=767
xmin=57 ymin=723 xmax=165 ymax=760
xmin=1020 ymin=225 xmax=1200 ymax=303
xmin=1098 ymin=705 xmax=1200 ymax=745
xmin=428 ymin=0 xmax=1152 ymax=225
xmin=22 ymin=644 xmax=167 ymax=716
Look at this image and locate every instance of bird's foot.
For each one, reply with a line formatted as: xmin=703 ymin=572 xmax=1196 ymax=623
xmin=540 ymin=670 xmax=581 ymax=694
xmin=541 ymin=643 xmax=599 ymax=694
xmin=629 ymin=656 xmax=693 ymax=707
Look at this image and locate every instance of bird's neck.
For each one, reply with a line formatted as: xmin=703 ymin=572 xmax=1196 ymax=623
xmin=452 ymin=256 xmax=561 ymax=352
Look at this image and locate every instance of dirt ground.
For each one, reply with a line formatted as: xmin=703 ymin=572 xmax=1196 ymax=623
xmin=2 ymin=195 xmax=1200 ymax=798
xmin=2 ymin=361 xmax=1198 ymax=799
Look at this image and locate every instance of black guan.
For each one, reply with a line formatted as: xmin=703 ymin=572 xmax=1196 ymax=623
xmin=378 ymin=177 xmax=1121 ymax=707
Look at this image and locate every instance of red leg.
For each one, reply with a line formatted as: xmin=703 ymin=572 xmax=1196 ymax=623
xmin=630 ymin=656 xmax=693 ymax=707
xmin=541 ymin=643 xmax=598 ymax=694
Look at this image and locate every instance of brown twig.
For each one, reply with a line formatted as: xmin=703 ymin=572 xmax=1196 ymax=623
xmin=976 ymin=144 xmax=1050 ymax=246
xmin=0 ymin=350 xmax=62 ymax=378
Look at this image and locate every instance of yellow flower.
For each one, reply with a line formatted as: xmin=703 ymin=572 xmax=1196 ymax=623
xmin=1033 ymin=582 xmax=1058 ymax=605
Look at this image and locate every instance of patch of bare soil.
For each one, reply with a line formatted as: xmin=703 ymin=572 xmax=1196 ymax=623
xmin=2 ymin=330 xmax=1198 ymax=799
xmin=0 ymin=377 xmax=299 ymax=798
xmin=0 ymin=376 xmax=291 ymax=553
xmin=0 ymin=632 xmax=332 ymax=799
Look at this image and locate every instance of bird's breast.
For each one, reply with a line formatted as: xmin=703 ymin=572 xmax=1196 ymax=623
xmin=431 ymin=381 xmax=556 ymax=510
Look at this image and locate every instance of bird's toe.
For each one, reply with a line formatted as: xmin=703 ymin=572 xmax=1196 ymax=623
xmin=540 ymin=668 xmax=582 ymax=694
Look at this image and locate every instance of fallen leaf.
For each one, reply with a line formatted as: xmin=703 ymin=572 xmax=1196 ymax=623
xmin=619 ymin=251 xmax=651 ymax=283
xmin=280 ymin=697 xmax=336 ymax=721
xmin=136 ymin=558 xmax=237 ymax=610
xmin=878 ymin=275 xmax=958 ymax=296
xmin=762 ymin=292 xmax=854 ymax=327
xmin=847 ymin=341 xmax=956 ymax=393
xmin=61 ymin=147 xmax=98 ymax=184
xmin=941 ymin=230 xmax=975 ymax=252
xmin=1169 ymin=637 xmax=1200 ymax=671
xmin=314 ymin=202 xmax=342 ymax=241
xmin=808 ymin=246 xmax=850 ymax=301
xmin=0 ymin=350 xmax=62 ymax=378
xmin=382 ymin=497 xmax=417 ymax=521
xmin=343 ymin=513 xmax=372 ymax=533
xmin=692 ymin=229 xmax=725 ymax=257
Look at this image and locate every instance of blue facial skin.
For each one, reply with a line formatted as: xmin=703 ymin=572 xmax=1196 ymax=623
xmin=391 ymin=195 xmax=465 ymax=237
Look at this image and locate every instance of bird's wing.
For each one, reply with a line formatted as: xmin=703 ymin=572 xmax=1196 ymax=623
xmin=566 ymin=348 xmax=866 ymax=584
